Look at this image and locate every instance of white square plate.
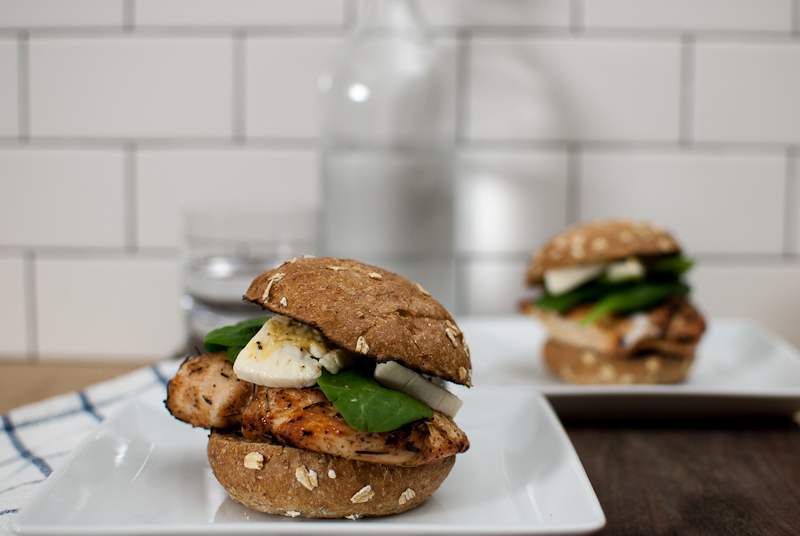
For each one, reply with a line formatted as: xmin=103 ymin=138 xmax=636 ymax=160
xmin=13 ymin=387 xmax=605 ymax=536
xmin=458 ymin=316 xmax=800 ymax=418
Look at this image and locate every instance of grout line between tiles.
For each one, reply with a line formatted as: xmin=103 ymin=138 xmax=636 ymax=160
xmin=794 ymin=0 xmax=800 ymax=34
xmin=0 ymin=137 xmax=321 ymax=150
xmin=2 ymin=246 xmax=178 ymax=259
xmin=17 ymin=31 xmax=29 ymax=141
xmin=123 ymin=0 xmax=135 ymax=31
xmin=457 ymin=252 xmax=800 ymax=266
xmin=454 ymin=30 xmax=471 ymax=146
xmin=452 ymin=30 xmax=470 ymax=314
xmin=23 ymin=250 xmax=39 ymax=361
xmin=456 ymin=251 xmax=534 ymax=264
xmin=679 ymin=33 xmax=696 ymax=146
xmin=344 ymin=0 xmax=359 ymax=32
xmin=0 ymin=25 xmax=798 ymax=42
xmin=570 ymin=0 xmax=584 ymax=34
xmin=459 ymin=139 xmax=790 ymax=155
xmin=454 ymin=257 xmax=468 ymax=316
xmin=785 ymin=148 xmax=799 ymax=256
xmin=566 ymin=143 xmax=581 ymax=226
xmin=124 ymin=143 xmax=138 ymax=251
xmin=0 ymin=136 xmax=792 ymax=156
xmin=692 ymin=252 xmax=800 ymax=266
xmin=4 ymin=246 xmax=789 ymax=266
xmin=232 ymin=30 xmax=247 ymax=142
xmin=0 ymin=26 xmax=347 ymax=39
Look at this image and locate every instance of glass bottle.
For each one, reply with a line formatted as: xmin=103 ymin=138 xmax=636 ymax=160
xmin=319 ymin=0 xmax=456 ymax=310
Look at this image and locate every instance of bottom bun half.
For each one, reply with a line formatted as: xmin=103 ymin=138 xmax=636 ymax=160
xmin=208 ymin=430 xmax=456 ymax=519
xmin=543 ymin=339 xmax=694 ymax=385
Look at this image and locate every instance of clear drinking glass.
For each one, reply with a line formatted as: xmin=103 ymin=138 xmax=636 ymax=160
xmin=318 ymin=0 xmax=457 ymax=310
xmin=181 ymin=209 xmax=316 ymax=352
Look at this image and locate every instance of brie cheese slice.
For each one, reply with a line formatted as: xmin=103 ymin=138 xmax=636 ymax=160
xmin=606 ymin=257 xmax=645 ymax=282
xmin=374 ymin=361 xmax=463 ymax=417
xmin=544 ymin=263 xmax=604 ymax=295
xmin=233 ymin=314 xmax=353 ymax=388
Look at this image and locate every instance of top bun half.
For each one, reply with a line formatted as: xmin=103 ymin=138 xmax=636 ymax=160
xmin=526 ymin=220 xmax=681 ymax=285
xmin=244 ymin=257 xmax=472 ymax=386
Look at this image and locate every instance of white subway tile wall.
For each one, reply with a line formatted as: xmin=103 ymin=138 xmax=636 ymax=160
xmin=0 ymin=149 xmax=126 ymax=247
xmin=29 ymin=37 xmax=234 ymax=138
xmin=136 ymin=149 xmax=319 ymax=247
xmin=35 ymin=256 xmax=183 ymax=359
xmin=246 ymin=37 xmax=458 ymax=139
xmin=690 ymin=264 xmax=800 ymax=349
xmin=579 ymin=151 xmax=787 ymax=254
xmin=694 ymin=41 xmax=800 ymax=144
xmin=456 ymin=149 xmax=568 ymax=254
xmin=583 ymin=0 xmax=793 ymax=32
xmin=0 ymin=256 xmax=28 ymax=357
xmin=789 ymin=154 xmax=800 ymax=255
xmin=463 ymin=257 xmax=535 ymax=316
xmin=0 ymin=0 xmax=799 ymax=358
xmin=421 ymin=0 xmax=570 ymax=28
xmin=135 ymin=0 xmax=346 ymax=27
xmin=0 ymin=0 xmax=124 ymax=28
xmin=468 ymin=38 xmax=681 ymax=142
xmin=0 ymin=40 xmax=18 ymax=137
xmin=247 ymin=38 xmax=341 ymax=139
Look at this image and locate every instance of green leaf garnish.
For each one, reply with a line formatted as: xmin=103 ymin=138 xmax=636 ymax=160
xmin=649 ymin=255 xmax=694 ymax=277
xmin=535 ymin=280 xmax=635 ymax=314
xmin=534 ymin=255 xmax=694 ymax=323
xmin=580 ymin=282 xmax=690 ymax=325
xmin=316 ymin=369 xmax=433 ymax=433
xmin=204 ymin=317 xmax=270 ymax=362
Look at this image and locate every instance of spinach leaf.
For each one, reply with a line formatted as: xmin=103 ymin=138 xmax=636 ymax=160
xmin=535 ymin=280 xmax=635 ymax=313
xmin=534 ymin=254 xmax=695 ymax=320
xmin=649 ymin=255 xmax=694 ymax=277
xmin=204 ymin=317 xmax=270 ymax=362
xmin=580 ymin=282 xmax=690 ymax=325
xmin=317 ymin=369 xmax=433 ymax=433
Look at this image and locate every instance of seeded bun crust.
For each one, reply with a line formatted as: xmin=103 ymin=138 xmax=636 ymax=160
xmin=542 ymin=338 xmax=694 ymax=384
xmin=208 ymin=430 xmax=456 ymax=519
xmin=527 ymin=220 xmax=681 ymax=285
xmin=244 ymin=256 xmax=472 ymax=386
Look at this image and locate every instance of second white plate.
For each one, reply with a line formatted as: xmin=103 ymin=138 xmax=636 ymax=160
xmin=457 ymin=316 xmax=800 ymax=418
xmin=13 ymin=387 xmax=605 ymax=536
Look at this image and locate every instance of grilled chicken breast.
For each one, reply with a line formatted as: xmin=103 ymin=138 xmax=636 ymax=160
xmin=166 ymin=352 xmax=253 ymax=429
xmin=241 ymin=386 xmax=468 ymax=466
xmin=166 ymin=353 xmax=469 ymax=466
xmin=524 ymin=295 xmax=705 ymax=357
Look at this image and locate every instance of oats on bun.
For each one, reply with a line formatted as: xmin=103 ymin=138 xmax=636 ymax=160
xmin=166 ymin=256 xmax=470 ymax=519
xmin=521 ymin=221 xmax=705 ymax=384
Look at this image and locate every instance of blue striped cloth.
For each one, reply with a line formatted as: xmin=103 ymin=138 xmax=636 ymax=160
xmin=0 ymin=359 xmax=181 ymax=535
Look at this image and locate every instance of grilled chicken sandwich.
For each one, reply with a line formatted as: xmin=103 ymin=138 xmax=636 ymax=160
xmin=521 ymin=220 xmax=705 ymax=384
xmin=166 ymin=256 xmax=471 ymax=518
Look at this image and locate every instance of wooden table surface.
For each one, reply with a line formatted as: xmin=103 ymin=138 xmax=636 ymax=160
xmin=2 ymin=360 xmax=799 ymax=534
xmin=0 ymin=359 xmax=148 ymax=414
xmin=565 ymin=416 xmax=800 ymax=535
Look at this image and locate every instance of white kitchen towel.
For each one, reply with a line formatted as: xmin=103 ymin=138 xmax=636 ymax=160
xmin=0 ymin=359 xmax=182 ymax=536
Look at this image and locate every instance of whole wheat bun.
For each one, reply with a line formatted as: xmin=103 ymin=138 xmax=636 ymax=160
xmin=527 ymin=220 xmax=681 ymax=285
xmin=542 ymin=338 xmax=694 ymax=384
xmin=208 ymin=430 xmax=456 ymax=518
xmin=244 ymin=256 xmax=472 ymax=386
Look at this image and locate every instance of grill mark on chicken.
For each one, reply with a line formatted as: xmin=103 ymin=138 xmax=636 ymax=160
xmin=241 ymin=386 xmax=468 ymax=466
